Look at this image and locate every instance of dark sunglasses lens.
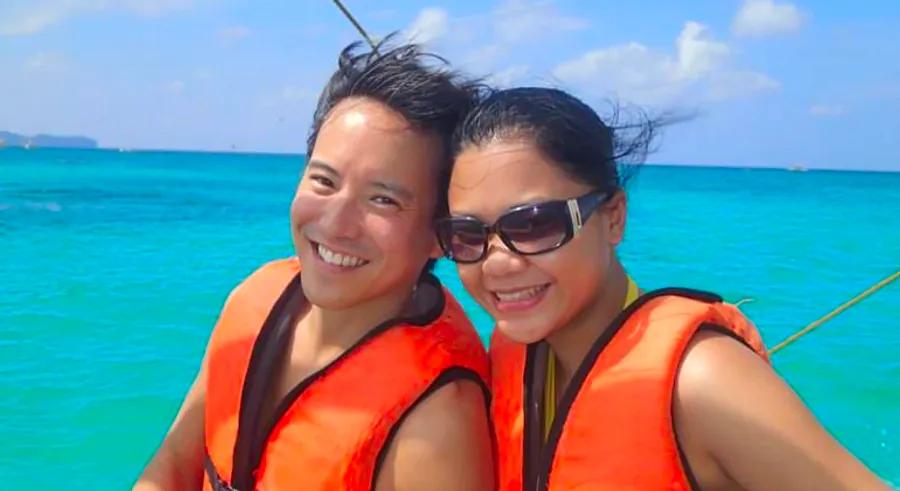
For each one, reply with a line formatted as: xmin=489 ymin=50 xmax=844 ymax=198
xmin=440 ymin=220 xmax=487 ymax=262
xmin=499 ymin=203 xmax=568 ymax=254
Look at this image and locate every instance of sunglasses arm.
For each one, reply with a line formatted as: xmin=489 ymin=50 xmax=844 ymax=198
xmin=567 ymin=198 xmax=584 ymax=232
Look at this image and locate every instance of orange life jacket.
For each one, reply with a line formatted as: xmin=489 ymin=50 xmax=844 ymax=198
xmin=202 ymin=258 xmax=489 ymax=491
xmin=491 ymin=289 xmax=769 ymax=491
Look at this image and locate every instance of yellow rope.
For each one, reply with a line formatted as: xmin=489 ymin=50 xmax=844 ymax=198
xmin=769 ymin=270 xmax=900 ymax=354
xmin=331 ymin=0 xmax=379 ymax=50
xmin=735 ymin=298 xmax=755 ymax=308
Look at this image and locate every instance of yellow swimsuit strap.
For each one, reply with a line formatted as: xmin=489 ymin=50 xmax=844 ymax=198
xmin=544 ymin=276 xmax=639 ymax=440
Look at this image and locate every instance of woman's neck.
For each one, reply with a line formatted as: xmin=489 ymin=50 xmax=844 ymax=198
xmin=546 ymin=259 xmax=629 ymax=391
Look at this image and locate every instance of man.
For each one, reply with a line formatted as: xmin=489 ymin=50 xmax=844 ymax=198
xmin=134 ymin=41 xmax=493 ymax=491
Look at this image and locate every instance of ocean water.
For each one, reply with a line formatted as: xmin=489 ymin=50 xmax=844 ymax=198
xmin=1 ymin=148 xmax=898 ymax=489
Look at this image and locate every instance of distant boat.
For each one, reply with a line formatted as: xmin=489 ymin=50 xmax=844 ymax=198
xmin=24 ymin=139 xmax=33 ymax=150
xmin=788 ymin=164 xmax=808 ymax=172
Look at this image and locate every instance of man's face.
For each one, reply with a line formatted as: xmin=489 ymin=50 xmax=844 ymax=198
xmin=290 ymin=97 xmax=443 ymax=310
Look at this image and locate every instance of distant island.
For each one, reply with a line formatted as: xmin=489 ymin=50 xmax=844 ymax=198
xmin=0 ymin=130 xmax=98 ymax=149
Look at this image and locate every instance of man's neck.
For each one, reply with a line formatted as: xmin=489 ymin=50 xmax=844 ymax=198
xmin=300 ymin=281 xmax=418 ymax=355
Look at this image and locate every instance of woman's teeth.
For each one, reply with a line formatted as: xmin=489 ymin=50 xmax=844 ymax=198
xmin=494 ymin=284 xmax=549 ymax=302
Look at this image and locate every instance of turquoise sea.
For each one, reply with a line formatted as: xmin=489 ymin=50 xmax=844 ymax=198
xmin=2 ymin=148 xmax=898 ymax=489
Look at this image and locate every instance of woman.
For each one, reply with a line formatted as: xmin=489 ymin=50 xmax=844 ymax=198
xmin=436 ymin=87 xmax=888 ymax=490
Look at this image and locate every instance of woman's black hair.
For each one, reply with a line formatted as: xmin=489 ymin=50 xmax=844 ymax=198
xmin=307 ymin=38 xmax=485 ymax=271
xmin=452 ymin=87 xmax=674 ymax=193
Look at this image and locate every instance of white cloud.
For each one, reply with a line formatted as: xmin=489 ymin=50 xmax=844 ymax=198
xmin=809 ymin=104 xmax=846 ymax=117
xmin=732 ymin=0 xmax=805 ymax=38
xmin=463 ymin=44 xmax=507 ymax=69
xmin=486 ymin=65 xmax=531 ymax=87
xmin=553 ymin=21 xmax=778 ymax=105
xmin=403 ymin=1 xmax=587 ymax=47
xmin=675 ymin=22 xmax=730 ymax=80
xmin=0 ymin=0 xmax=197 ymax=36
xmin=218 ymin=25 xmax=251 ymax=42
xmin=493 ymin=0 xmax=587 ymax=43
xmin=403 ymin=0 xmax=589 ymax=94
xmin=401 ymin=1 xmax=589 ymax=77
xmin=404 ymin=8 xmax=449 ymax=44
xmin=707 ymin=70 xmax=780 ymax=101
xmin=554 ymin=43 xmax=676 ymax=103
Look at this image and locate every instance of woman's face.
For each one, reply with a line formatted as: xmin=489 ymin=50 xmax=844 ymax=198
xmin=447 ymin=138 xmax=626 ymax=344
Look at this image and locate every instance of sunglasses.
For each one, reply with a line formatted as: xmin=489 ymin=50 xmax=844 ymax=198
xmin=435 ymin=190 xmax=610 ymax=263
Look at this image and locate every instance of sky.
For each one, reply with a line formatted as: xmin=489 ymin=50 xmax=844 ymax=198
xmin=1 ymin=0 xmax=899 ymax=171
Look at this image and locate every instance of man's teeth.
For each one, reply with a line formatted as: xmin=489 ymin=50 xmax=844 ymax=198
xmin=494 ymin=284 xmax=548 ymax=302
xmin=317 ymin=243 xmax=366 ymax=268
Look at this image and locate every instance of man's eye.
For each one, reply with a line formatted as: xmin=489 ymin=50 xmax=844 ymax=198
xmin=372 ymin=195 xmax=400 ymax=208
xmin=310 ymin=175 xmax=335 ymax=188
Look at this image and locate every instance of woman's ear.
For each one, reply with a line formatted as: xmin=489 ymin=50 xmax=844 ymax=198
xmin=606 ymin=190 xmax=627 ymax=246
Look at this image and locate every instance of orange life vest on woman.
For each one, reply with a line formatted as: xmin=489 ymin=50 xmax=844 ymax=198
xmin=202 ymin=258 xmax=489 ymax=491
xmin=491 ymin=288 xmax=769 ymax=491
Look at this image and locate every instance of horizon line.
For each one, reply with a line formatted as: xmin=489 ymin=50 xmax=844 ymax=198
xmin=2 ymin=145 xmax=898 ymax=174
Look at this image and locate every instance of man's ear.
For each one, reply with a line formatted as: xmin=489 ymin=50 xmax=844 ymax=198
xmin=429 ymin=234 xmax=444 ymax=259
